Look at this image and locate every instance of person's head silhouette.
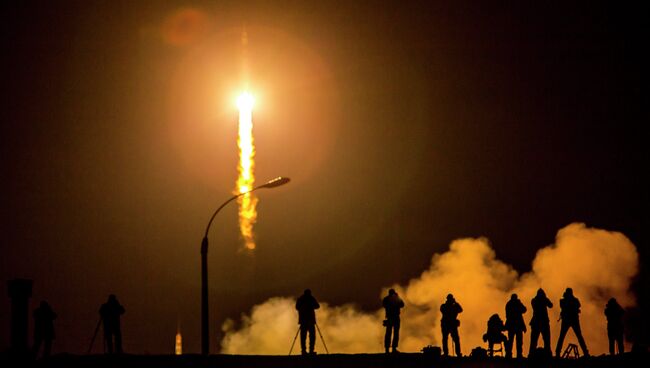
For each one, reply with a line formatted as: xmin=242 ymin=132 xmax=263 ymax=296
xmin=389 ymin=289 xmax=396 ymax=296
xmin=304 ymin=289 xmax=311 ymax=296
xmin=564 ymin=288 xmax=573 ymax=297
xmin=447 ymin=294 xmax=454 ymax=302
xmin=511 ymin=293 xmax=518 ymax=300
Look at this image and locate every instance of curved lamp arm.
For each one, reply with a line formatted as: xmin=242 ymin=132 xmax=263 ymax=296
xmin=202 ymin=176 xmax=291 ymax=241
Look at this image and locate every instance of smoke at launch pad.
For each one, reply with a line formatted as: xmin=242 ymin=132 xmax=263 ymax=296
xmin=220 ymin=223 xmax=638 ymax=356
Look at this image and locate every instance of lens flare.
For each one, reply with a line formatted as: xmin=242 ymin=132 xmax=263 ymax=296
xmin=236 ymin=92 xmax=257 ymax=250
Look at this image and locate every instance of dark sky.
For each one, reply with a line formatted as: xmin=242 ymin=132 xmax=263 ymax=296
xmin=1 ymin=0 xmax=646 ymax=354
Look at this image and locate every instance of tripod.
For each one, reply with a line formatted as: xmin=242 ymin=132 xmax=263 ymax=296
xmin=288 ymin=324 xmax=329 ymax=355
xmin=87 ymin=319 xmax=104 ymax=353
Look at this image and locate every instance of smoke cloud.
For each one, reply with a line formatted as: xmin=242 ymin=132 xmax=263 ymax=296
xmin=220 ymin=223 xmax=638 ymax=355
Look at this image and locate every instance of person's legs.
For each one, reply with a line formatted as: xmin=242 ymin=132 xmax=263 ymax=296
xmin=506 ymin=330 xmax=514 ymax=358
xmin=571 ymin=321 xmax=589 ymax=356
xmin=515 ymin=331 xmax=523 ymax=358
xmin=615 ymin=333 xmax=624 ymax=354
xmin=555 ymin=322 xmax=569 ymax=357
xmin=384 ymin=323 xmax=392 ymax=352
xmin=392 ymin=319 xmax=400 ymax=351
xmin=43 ymin=339 xmax=52 ymax=357
xmin=105 ymin=331 xmax=114 ymax=354
xmin=451 ymin=328 xmax=461 ymax=356
xmin=529 ymin=327 xmax=540 ymax=355
xmin=541 ymin=324 xmax=551 ymax=353
xmin=300 ymin=326 xmax=307 ymax=354
xmin=442 ymin=327 xmax=450 ymax=356
xmin=33 ymin=335 xmax=43 ymax=357
xmin=308 ymin=325 xmax=316 ymax=353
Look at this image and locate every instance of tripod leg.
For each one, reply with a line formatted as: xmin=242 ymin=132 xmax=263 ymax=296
xmin=315 ymin=323 xmax=329 ymax=354
xmin=288 ymin=327 xmax=300 ymax=356
xmin=87 ymin=319 xmax=102 ymax=354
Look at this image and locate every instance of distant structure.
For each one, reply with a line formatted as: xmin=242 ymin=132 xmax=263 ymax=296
xmin=175 ymin=327 xmax=182 ymax=355
xmin=7 ymin=279 xmax=33 ymax=354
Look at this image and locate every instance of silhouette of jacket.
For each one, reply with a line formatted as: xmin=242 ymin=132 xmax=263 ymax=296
xmin=530 ymin=290 xmax=553 ymax=327
xmin=440 ymin=299 xmax=463 ymax=328
xmin=505 ymin=296 xmax=527 ymax=332
xmin=296 ymin=291 xmax=320 ymax=326
xmin=33 ymin=301 xmax=56 ymax=358
xmin=605 ymin=298 xmax=624 ymax=355
xmin=605 ymin=298 xmax=624 ymax=333
xmin=559 ymin=292 xmax=581 ymax=323
xmin=382 ymin=292 xmax=404 ymax=321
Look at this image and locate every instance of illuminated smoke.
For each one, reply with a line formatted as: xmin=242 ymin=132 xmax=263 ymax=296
xmin=220 ymin=223 xmax=638 ymax=355
xmin=236 ymin=92 xmax=258 ymax=251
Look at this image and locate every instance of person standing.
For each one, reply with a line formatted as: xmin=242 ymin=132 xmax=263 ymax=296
xmin=604 ymin=298 xmax=625 ymax=355
xmin=33 ymin=301 xmax=56 ymax=358
xmin=505 ymin=293 xmax=527 ymax=358
xmin=555 ymin=288 xmax=589 ymax=357
xmin=295 ymin=289 xmax=320 ymax=355
xmin=528 ymin=288 xmax=553 ymax=355
xmin=382 ymin=289 xmax=404 ymax=354
xmin=440 ymin=294 xmax=462 ymax=357
xmin=100 ymin=294 xmax=125 ymax=354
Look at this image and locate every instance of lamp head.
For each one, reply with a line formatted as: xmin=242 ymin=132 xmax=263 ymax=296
xmin=259 ymin=177 xmax=290 ymax=189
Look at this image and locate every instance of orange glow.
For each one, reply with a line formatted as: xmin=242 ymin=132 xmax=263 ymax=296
xmin=236 ymin=92 xmax=258 ymax=250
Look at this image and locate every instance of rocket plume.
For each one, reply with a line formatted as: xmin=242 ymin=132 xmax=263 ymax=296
xmin=220 ymin=223 xmax=639 ymax=355
xmin=236 ymin=92 xmax=258 ymax=250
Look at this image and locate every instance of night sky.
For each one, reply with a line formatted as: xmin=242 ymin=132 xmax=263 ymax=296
xmin=1 ymin=1 xmax=646 ymax=354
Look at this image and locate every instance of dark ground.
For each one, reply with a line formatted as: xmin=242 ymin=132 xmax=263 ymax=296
xmin=1 ymin=352 xmax=649 ymax=368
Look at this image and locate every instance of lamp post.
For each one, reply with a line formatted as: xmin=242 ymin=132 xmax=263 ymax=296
xmin=201 ymin=176 xmax=290 ymax=355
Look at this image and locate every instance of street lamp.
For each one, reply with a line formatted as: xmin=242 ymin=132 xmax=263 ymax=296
xmin=201 ymin=176 xmax=290 ymax=355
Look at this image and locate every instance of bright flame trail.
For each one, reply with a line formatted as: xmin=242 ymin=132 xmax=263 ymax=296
xmin=236 ymin=92 xmax=258 ymax=250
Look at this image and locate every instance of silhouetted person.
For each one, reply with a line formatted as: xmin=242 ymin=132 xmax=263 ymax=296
xmin=483 ymin=313 xmax=507 ymax=357
xmin=555 ymin=288 xmax=589 ymax=357
xmin=440 ymin=294 xmax=462 ymax=356
xmin=32 ymin=301 xmax=56 ymax=358
xmin=505 ymin=293 xmax=527 ymax=358
xmin=382 ymin=289 xmax=404 ymax=353
xmin=100 ymin=294 xmax=125 ymax=354
xmin=604 ymin=298 xmax=624 ymax=355
xmin=295 ymin=289 xmax=320 ymax=355
xmin=529 ymin=288 xmax=553 ymax=355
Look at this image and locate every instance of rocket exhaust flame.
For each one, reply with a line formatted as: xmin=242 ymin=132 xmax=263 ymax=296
xmin=236 ymin=92 xmax=257 ymax=250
